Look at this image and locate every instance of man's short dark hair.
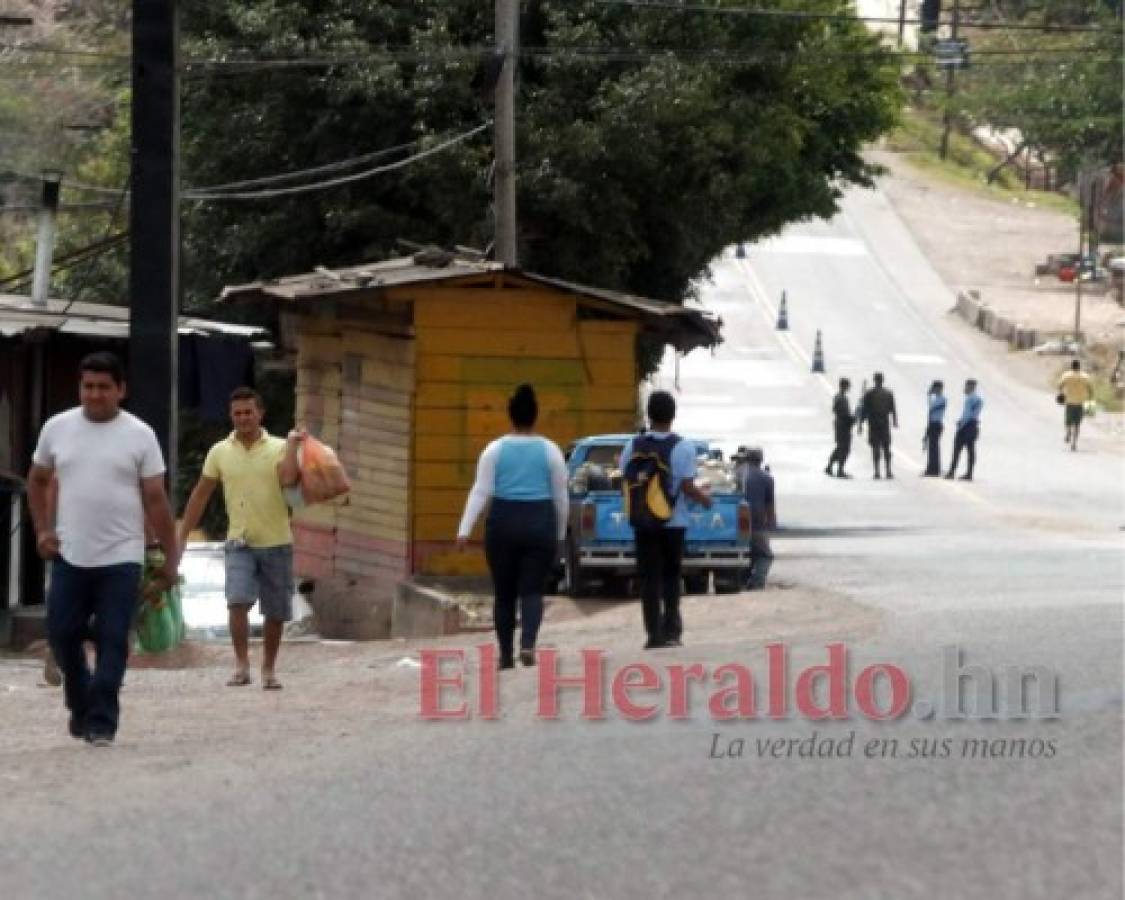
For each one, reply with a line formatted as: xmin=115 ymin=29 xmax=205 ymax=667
xmin=646 ymin=390 xmax=676 ymax=425
xmin=79 ymin=351 xmax=125 ymax=386
xmin=839 ymin=378 xmax=850 ymax=390
xmin=873 ymin=372 xmax=884 ymax=386
xmin=966 ymin=379 xmax=977 ymax=389
xmin=229 ymin=386 xmax=264 ymax=410
xmin=747 ymin=447 xmax=764 ymax=465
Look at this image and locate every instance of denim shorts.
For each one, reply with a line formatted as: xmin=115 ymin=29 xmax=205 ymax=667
xmin=224 ymin=542 xmax=294 ymax=622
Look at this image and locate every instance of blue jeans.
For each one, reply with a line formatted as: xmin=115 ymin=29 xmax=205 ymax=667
xmin=47 ymin=557 xmax=142 ymax=738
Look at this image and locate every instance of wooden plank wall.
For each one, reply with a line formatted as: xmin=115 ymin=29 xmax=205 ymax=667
xmin=291 ymin=311 xmax=414 ymax=603
xmin=409 ymin=285 xmax=640 ymax=576
xmin=291 ymin=313 xmax=342 ymax=580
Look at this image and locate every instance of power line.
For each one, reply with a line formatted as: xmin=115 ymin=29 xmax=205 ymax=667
xmin=0 ymin=231 xmax=127 ymax=291
xmin=0 ymin=43 xmax=129 ymax=60
xmin=0 ymin=170 xmax=128 ymax=196
xmin=0 ymin=202 xmax=122 ymax=212
xmin=598 ymin=0 xmax=1117 ymax=32
xmin=182 ymin=122 xmax=491 ymax=200
xmin=2 ymin=39 xmax=1118 ymax=76
xmin=187 ymin=138 xmax=419 ymax=193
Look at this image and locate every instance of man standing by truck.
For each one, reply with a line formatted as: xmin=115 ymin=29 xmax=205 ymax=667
xmin=621 ymin=391 xmax=712 ymax=649
xmin=742 ymin=447 xmax=776 ymax=589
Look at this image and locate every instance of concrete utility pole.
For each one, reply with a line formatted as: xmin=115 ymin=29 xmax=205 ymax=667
xmin=939 ymin=0 xmax=960 ymax=161
xmin=129 ymin=0 xmax=180 ymax=479
xmin=30 ymin=171 xmax=61 ymax=307
xmin=494 ymin=0 xmax=518 ymax=267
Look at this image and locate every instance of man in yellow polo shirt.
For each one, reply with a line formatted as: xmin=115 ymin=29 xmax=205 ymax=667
xmin=1056 ymin=359 xmax=1094 ymax=452
xmin=178 ymin=387 xmax=303 ymax=689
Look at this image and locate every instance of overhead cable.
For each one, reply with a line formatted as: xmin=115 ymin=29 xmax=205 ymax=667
xmin=182 ymin=122 xmax=491 ymax=200
xmin=597 ymin=0 xmax=1117 ymax=32
xmin=188 ymin=138 xmax=420 ymax=193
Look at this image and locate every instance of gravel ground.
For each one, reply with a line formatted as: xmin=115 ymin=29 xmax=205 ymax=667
xmin=0 ymin=583 xmax=878 ymax=801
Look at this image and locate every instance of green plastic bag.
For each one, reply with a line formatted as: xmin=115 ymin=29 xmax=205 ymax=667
xmin=135 ymin=548 xmax=186 ymax=654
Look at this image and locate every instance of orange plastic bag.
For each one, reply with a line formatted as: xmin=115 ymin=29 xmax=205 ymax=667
xmin=299 ymin=436 xmax=350 ymax=504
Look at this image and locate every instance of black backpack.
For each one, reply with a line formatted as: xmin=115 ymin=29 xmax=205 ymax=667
xmin=622 ymin=433 xmax=682 ymax=530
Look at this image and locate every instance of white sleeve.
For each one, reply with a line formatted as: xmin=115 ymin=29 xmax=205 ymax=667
xmin=457 ymin=440 xmax=501 ymax=539
xmin=546 ymin=440 xmax=569 ymax=540
xmin=31 ymin=418 xmax=56 ymax=469
xmin=137 ymin=424 xmax=167 ymax=479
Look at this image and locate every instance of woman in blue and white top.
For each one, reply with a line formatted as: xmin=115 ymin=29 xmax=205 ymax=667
xmin=457 ymin=384 xmax=568 ymax=670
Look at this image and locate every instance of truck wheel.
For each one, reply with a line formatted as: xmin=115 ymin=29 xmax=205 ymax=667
xmin=713 ymin=572 xmax=743 ymax=594
xmin=683 ymin=573 xmax=709 ymax=595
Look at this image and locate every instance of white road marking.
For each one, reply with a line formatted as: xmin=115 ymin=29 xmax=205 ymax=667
xmin=752 ymin=235 xmax=869 ymax=256
xmin=893 ymin=352 xmax=947 ymax=366
xmin=726 ymin=243 xmax=991 ymax=510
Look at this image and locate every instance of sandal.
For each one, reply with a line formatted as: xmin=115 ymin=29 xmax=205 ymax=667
xmin=226 ymin=671 xmax=252 ymax=687
xmin=262 ymin=674 xmax=283 ymax=691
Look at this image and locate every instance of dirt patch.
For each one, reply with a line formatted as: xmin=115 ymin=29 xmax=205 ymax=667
xmin=871 ymin=147 xmax=1122 ymax=346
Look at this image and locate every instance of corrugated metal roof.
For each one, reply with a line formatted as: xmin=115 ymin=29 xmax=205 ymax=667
xmin=220 ymin=255 xmax=722 ymax=350
xmin=0 ymin=293 xmax=270 ymax=340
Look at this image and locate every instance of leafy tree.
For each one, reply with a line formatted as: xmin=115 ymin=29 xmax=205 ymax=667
xmin=929 ymin=3 xmax=1122 ymax=182
xmin=177 ymin=0 xmax=903 ymax=310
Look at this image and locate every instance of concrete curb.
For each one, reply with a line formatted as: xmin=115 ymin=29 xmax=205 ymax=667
xmin=952 ymin=290 xmax=1043 ymax=351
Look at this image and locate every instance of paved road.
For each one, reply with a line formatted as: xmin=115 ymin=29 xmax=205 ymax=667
xmin=2 ymin=184 xmax=1121 ymax=900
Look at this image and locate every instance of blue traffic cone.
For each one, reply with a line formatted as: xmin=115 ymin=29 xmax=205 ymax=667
xmin=777 ymin=291 xmax=789 ymax=330
xmin=811 ymin=330 xmax=825 ymax=373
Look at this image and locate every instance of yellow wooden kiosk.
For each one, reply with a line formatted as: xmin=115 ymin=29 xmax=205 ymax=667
xmin=222 ymin=251 xmax=719 ymax=637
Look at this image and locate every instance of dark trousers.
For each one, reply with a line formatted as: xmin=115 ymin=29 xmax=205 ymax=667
xmin=868 ymin=424 xmax=892 ymax=474
xmin=949 ymin=421 xmax=979 ymax=477
xmin=827 ymin=427 xmax=851 ymax=474
xmin=748 ymin=530 xmax=773 ymax=589
xmin=924 ymin=422 xmax=943 ymax=475
xmin=634 ymin=527 xmax=685 ymax=642
xmin=47 ymin=557 xmax=141 ymax=739
xmin=484 ymin=499 xmax=557 ymax=661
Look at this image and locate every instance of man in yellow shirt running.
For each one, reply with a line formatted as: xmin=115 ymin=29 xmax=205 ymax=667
xmin=178 ymin=387 xmax=304 ymax=689
xmin=1056 ymin=359 xmax=1094 ymax=452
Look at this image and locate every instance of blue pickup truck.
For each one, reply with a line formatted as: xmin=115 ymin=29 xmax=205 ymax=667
xmin=562 ymin=434 xmax=751 ymax=596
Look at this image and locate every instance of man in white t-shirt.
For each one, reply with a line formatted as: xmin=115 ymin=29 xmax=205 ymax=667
xmin=27 ymin=352 xmax=179 ymax=747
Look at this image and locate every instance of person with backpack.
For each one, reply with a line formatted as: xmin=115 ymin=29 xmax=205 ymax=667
xmin=621 ymin=391 xmax=712 ymax=649
xmin=457 ymin=384 xmax=568 ymax=670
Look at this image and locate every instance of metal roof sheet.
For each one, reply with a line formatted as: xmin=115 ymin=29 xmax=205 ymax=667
xmin=0 ymin=293 xmax=270 ymax=341
xmin=220 ymin=256 xmax=721 ymax=351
